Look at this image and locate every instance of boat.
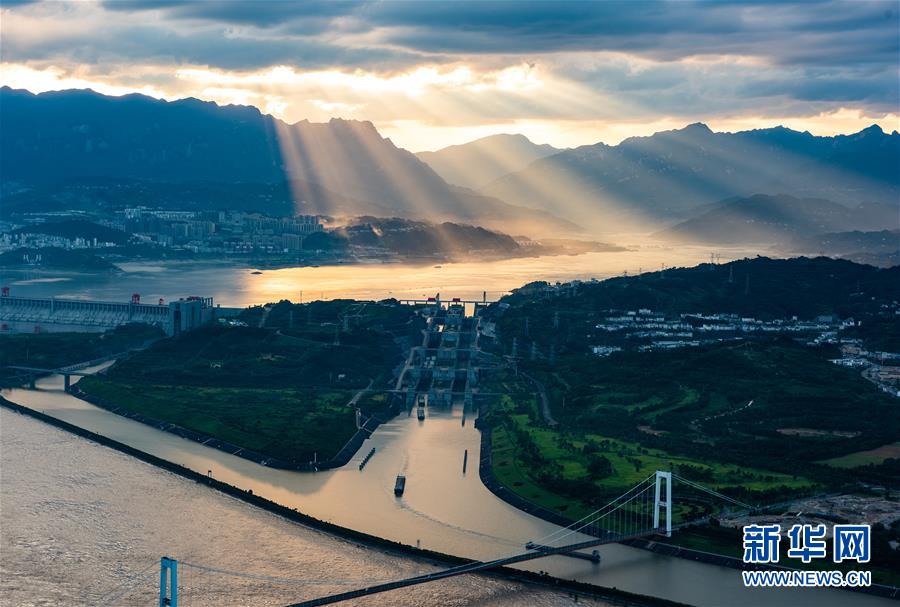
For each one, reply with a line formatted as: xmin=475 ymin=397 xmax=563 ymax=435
xmin=394 ymin=475 xmax=406 ymax=496
xmin=251 ymin=270 xmax=263 ymax=275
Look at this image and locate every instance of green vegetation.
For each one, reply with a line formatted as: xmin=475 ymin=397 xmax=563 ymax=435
xmin=79 ymin=300 xmax=421 ymax=463
xmin=822 ymin=442 xmax=900 ymax=469
xmin=485 ymin=339 xmax=899 ymax=516
xmin=0 ymin=324 xmax=163 ymax=385
xmin=481 ymin=257 xmax=900 ymax=522
xmin=77 ymin=379 xmax=356 ymax=462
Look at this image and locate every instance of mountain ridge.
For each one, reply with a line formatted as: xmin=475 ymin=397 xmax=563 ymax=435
xmin=483 ymin=120 xmax=900 ymax=232
xmin=0 ymin=87 xmax=574 ymax=235
xmin=416 ymin=133 xmax=561 ymax=190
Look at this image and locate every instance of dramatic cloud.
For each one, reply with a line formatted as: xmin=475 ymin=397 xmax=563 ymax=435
xmin=1 ymin=0 xmax=897 ymax=150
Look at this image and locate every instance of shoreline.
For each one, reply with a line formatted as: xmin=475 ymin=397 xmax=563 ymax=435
xmin=0 ymin=395 xmax=683 ymax=607
xmin=1 ymin=244 xmax=630 ymax=276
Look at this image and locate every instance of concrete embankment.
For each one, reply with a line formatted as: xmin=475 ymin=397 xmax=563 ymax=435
xmin=0 ymin=395 xmax=686 ymax=607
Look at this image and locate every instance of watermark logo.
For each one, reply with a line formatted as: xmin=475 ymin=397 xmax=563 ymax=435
xmin=833 ymin=525 xmax=870 ymax=564
xmin=786 ymin=524 xmax=827 ymax=563
xmin=742 ymin=524 xmax=781 ymax=564
xmin=741 ymin=523 xmax=872 ymax=588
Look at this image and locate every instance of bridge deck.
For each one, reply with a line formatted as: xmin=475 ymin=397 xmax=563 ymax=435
xmin=286 ymin=530 xmax=661 ymax=607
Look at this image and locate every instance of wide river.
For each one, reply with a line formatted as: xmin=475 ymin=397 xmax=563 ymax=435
xmin=0 ymin=407 xmax=612 ymax=607
xmin=2 ymin=369 xmax=891 ymax=607
xmin=1 ymin=245 xmax=758 ymax=306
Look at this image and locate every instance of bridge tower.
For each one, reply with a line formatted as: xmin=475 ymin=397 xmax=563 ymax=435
xmin=159 ymin=556 xmax=178 ymax=606
xmin=653 ymin=470 xmax=673 ymax=537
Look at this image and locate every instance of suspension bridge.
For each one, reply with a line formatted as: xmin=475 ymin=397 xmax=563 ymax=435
xmin=93 ymin=470 xmax=754 ymax=607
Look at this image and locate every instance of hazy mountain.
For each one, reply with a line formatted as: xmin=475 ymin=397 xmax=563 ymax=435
xmin=483 ymin=122 xmax=900 ymax=232
xmin=790 ymin=230 xmax=900 ymax=268
xmin=655 ymin=194 xmax=897 ymax=244
xmin=0 ymin=87 xmax=573 ymax=235
xmin=416 ymin=134 xmax=560 ymax=189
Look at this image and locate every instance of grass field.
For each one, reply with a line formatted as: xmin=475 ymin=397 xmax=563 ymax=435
xmin=488 ymin=390 xmax=813 ymax=521
xmin=821 ymin=442 xmax=900 ymax=469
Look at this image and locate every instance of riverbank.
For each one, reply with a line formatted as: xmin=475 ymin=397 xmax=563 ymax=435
xmin=475 ymin=408 xmax=900 ymax=601
xmin=0 ymin=395 xmax=686 ymax=607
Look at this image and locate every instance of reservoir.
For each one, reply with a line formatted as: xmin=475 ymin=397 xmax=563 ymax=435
xmin=1 ymin=246 xmax=752 ymax=306
xmin=2 ymin=369 xmax=891 ymax=607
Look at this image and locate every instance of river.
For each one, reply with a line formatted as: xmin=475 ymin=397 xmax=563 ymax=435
xmin=0 ymin=245 xmax=754 ymax=306
xmin=2 ymin=369 xmax=891 ymax=607
xmin=0 ymin=407 xmax=611 ymax=607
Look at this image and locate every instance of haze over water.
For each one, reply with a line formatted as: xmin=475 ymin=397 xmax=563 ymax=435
xmin=1 ymin=247 xmax=752 ymax=307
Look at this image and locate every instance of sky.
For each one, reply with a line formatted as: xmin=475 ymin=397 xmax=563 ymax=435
xmin=1 ymin=0 xmax=898 ymax=152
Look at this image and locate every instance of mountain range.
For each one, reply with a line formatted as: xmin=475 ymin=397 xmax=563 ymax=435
xmin=415 ymin=134 xmax=560 ymax=190
xmin=2 ymin=86 xmax=898 ymax=242
xmin=656 ymin=194 xmax=897 ymax=244
xmin=0 ymin=87 xmax=572 ymax=235
xmin=483 ymin=122 xmax=899 ymax=231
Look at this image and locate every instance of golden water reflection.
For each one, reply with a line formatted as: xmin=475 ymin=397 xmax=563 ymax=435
xmin=242 ymin=246 xmax=755 ymax=305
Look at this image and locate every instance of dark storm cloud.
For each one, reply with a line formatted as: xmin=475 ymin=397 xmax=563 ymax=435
xmin=1 ymin=13 xmax=424 ymax=71
xmin=101 ymin=0 xmax=363 ymax=29
xmin=96 ymin=0 xmax=899 ymax=67
xmin=3 ymin=0 xmax=897 ymax=123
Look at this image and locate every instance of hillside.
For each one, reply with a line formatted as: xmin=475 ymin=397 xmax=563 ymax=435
xmin=0 ymin=87 xmax=573 ymax=235
xmin=416 ymin=134 xmax=560 ymax=189
xmin=481 ymin=256 xmax=900 ymax=537
xmin=655 ymin=194 xmax=896 ymax=244
xmin=0 ymin=178 xmax=395 ymax=219
xmin=500 ymin=256 xmax=900 ymax=321
xmin=483 ymin=123 xmax=900 ymax=231
xmin=323 ymin=217 xmax=520 ymax=257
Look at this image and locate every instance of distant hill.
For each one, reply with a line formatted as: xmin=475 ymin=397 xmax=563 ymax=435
xmin=654 ymin=194 xmax=897 ymax=244
xmin=0 ymin=247 xmax=119 ymax=271
xmin=790 ymin=230 xmax=900 ymax=268
xmin=501 ymin=256 xmax=900 ymax=320
xmin=416 ymin=134 xmax=560 ymax=189
xmin=483 ymin=122 xmax=900 ymax=231
xmin=0 ymin=87 xmax=573 ymax=235
xmin=305 ymin=217 xmax=520 ymax=257
xmin=13 ymin=219 xmax=131 ymax=245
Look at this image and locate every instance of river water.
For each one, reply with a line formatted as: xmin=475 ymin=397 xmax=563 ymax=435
xmin=2 ymin=370 xmax=891 ymax=607
xmin=0 ymin=245 xmax=752 ymax=307
xmin=0 ymin=407 xmax=610 ymax=607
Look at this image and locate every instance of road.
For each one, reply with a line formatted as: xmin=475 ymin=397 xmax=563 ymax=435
xmin=521 ymin=371 xmax=557 ymax=426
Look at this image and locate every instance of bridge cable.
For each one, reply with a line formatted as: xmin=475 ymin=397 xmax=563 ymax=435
xmin=530 ymin=473 xmax=656 ymax=546
xmin=104 ymin=569 xmax=158 ymax=607
xmin=94 ymin=560 xmax=157 ymax=606
xmin=671 ymin=474 xmax=754 ymax=510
